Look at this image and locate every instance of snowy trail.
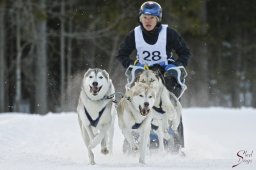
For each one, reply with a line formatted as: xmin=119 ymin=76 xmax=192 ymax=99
xmin=0 ymin=108 xmax=256 ymax=170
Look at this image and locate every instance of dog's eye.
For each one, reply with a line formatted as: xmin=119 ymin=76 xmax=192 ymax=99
xmin=99 ymin=76 xmax=103 ymax=79
xmin=140 ymin=79 xmax=146 ymax=83
xmin=150 ymin=79 xmax=155 ymax=82
xmin=139 ymin=94 xmax=144 ymax=97
xmin=149 ymin=96 xmax=152 ymax=98
xmin=89 ymin=76 xmax=93 ymax=78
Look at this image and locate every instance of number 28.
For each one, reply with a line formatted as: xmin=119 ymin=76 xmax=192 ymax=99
xmin=143 ymin=51 xmax=162 ymax=61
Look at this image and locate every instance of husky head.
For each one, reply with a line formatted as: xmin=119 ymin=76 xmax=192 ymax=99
xmin=138 ymin=70 xmax=163 ymax=90
xmin=82 ymin=68 xmax=111 ymax=99
xmin=128 ymin=82 xmax=156 ymax=116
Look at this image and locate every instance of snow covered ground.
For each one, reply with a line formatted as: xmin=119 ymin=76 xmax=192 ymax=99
xmin=0 ymin=108 xmax=256 ymax=170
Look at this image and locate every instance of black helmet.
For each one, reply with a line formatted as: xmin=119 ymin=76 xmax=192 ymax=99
xmin=139 ymin=1 xmax=162 ymax=21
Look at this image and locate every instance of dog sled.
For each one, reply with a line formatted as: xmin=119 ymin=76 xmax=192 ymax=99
xmin=123 ymin=64 xmax=187 ymax=154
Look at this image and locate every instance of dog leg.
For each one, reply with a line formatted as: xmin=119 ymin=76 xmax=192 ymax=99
xmin=83 ymin=127 xmax=96 ymax=165
xmin=89 ymin=124 xmax=109 ymax=149
xmin=156 ymin=128 xmax=165 ymax=153
xmin=77 ymin=102 xmax=95 ymax=141
xmin=171 ymin=111 xmax=181 ymax=131
xmin=107 ymin=116 xmax=115 ymax=154
xmin=139 ymin=117 xmax=151 ymax=164
xmin=84 ymin=125 xmax=94 ymax=140
xmin=78 ymin=117 xmax=95 ymax=165
xmin=101 ymin=137 xmax=109 ymax=154
xmin=122 ymin=129 xmax=139 ymax=151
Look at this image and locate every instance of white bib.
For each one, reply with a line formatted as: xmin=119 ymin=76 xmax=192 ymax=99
xmin=135 ymin=24 xmax=168 ymax=66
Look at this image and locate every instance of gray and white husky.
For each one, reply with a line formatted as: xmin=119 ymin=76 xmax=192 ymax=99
xmin=117 ymin=82 xmax=156 ymax=164
xmin=138 ymin=70 xmax=182 ymax=152
xmin=77 ymin=68 xmax=116 ymax=165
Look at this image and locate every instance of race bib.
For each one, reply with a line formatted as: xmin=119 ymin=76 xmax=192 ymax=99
xmin=135 ymin=25 xmax=168 ymax=66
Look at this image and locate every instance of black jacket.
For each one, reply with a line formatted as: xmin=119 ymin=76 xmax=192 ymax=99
xmin=116 ymin=24 xmax=191 ymax=69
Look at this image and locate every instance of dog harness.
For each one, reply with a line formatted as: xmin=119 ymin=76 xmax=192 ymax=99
xmin=135 ymin=24 xmax=168 ymax=66
xmin=151 ymin=123 xmax=159 ymax=130
xmin=84 ymin=106 xmax=106 ymax=127
xmin=152 ymin=99 xmax=165 ymax=114
xmin=132 ymin=120 xmax=145 ymax=129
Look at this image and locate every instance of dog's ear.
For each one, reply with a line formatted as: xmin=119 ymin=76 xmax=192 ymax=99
xmin=102 ymin=69 xmax=110 ymax=80
xmin=125 ymin=88 xmax=132 ymax=97
xmin=84 ymin=68 xmax=92 ymax=77
xmin=152 ymin=70 xmax=161 ymax=80
xmin=152 ymin=69 xmax=159 ymax=75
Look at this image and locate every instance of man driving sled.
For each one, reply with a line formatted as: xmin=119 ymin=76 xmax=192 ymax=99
xmin=116 ymin=1 xmax=191 ymax=153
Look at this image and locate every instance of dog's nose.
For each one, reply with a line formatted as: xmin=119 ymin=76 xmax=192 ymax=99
xmin=144 ymin=102 xmax=149 ymax=107
xmin=92 ymin=82 xmax=98 ymax=86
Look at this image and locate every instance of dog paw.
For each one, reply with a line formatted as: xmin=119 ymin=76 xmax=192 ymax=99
xmin=179 ymin=148 xmax=186 ymax=157
xmin=139 ymin=158 xmax=145 ymax=164
xmin=89 ymin=160 xmax=96 ymax=165
xmin=131 ymin=144 xmax=139 ymax=151
xmin=101 ymin=148 xmax=109 ymax=155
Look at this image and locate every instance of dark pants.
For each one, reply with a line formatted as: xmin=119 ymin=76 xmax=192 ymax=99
xmin=164 ymin=77 xmax=182 ymax=98
xmin=148 ymin=65 xmax=183 ymax=98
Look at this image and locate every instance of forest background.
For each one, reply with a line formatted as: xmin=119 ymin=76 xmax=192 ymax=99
xmin=0 ymin=0 xmax=256 ymax=114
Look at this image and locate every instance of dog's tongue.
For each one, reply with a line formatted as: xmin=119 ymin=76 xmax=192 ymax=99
xmin=90 ymin=86 xmax=99 ymax=95
xmin=142 ymin=109 xmax=147 ymax=115
xmin=140 ymin=106 xmax=150 ymax=116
